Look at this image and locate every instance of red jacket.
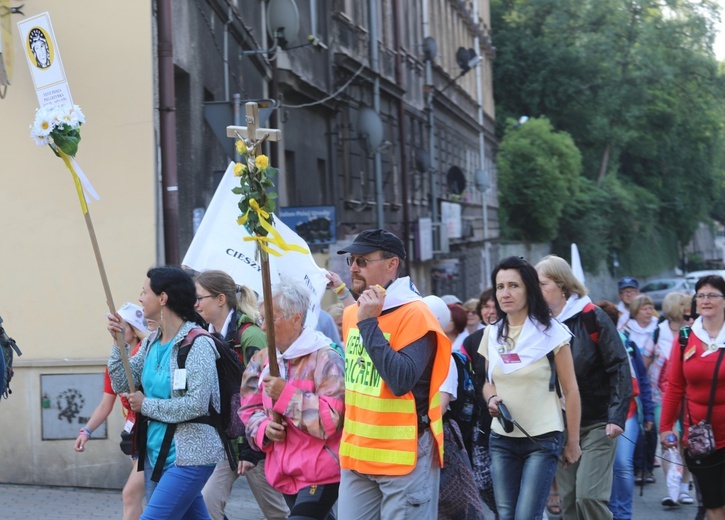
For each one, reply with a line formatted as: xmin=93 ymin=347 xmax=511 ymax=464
xmin=661 ymin=333 xmax=725 ymax=450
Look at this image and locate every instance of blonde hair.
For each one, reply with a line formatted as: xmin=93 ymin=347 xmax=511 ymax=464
xmin=534 ymin=255 xmax=588 ymax=298
xmin=195 ymin=269 xmax=260 ymax=323
xmin=662 ymin=292 xmax=691 ymax=322
xmin=326 ymin=302 xmax=345 ymax=321
xmin=629 ymin=294 xmax=654 ymax=319
xmin=463 ymin=298 xmax=479 ymax=313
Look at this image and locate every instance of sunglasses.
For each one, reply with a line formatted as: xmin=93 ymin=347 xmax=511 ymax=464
xmin=346 ymin=256 xmax=387 ymax=268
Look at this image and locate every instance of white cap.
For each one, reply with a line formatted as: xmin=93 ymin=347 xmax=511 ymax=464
xmin=440 ymin=294 xmax=462 ymax=305
xmin=117 ymin=302 xmax=149 ymax=336
xmin=423 ymin=295 xmax=451 ymax=329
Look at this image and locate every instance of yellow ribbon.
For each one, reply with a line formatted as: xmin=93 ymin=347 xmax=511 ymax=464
xmin=240 ymin=199 xmax=308 ymax=257
xmin=57 ymin=148 xmax=88 ymax=214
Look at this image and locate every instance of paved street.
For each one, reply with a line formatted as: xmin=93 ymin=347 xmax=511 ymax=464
xmin=0 ymin=466 xmax=700 ymax=519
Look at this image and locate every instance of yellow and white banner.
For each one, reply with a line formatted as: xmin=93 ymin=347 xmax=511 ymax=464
xmin=17 ymin=11 xmax=73 ymax=111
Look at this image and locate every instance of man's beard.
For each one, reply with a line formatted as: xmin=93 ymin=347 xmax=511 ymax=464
xmin=351 ymin=276 xmax=367 ymax=294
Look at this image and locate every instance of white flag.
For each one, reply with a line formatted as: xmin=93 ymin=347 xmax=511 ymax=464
xmin=571 ymin=243 xmax=586 ymax=285
xmin=182 ymin=162 xmax=328 ymax=328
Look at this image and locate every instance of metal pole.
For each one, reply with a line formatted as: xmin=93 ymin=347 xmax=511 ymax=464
xmin=369 ymin=0 xmax=384 ymax=228
xmin=423 ymin=2 xmax=437 ymax=225
xmin=473 ymin=1 xmax=490 ymax=282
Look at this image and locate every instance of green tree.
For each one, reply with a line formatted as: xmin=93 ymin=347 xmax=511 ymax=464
xmin=498 ymin=117 xmax=582 ymax=243
xmin=491 ymin=0 xmax=725 ymax=272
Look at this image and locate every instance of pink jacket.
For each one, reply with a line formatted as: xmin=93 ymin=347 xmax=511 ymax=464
xmin=240 ymin=343 xmax=345 ymax=495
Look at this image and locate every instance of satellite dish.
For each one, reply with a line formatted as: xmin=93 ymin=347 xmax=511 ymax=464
xmin=357 ymin=107 xmax=384 ymax=155
xmin=447 ymin=166 xmax=466 ymax=195
xmin=456 ymin=47 xmax=471 ymax=72
xmin=266 ymin=0 xmax=300 ymax=49
xmin=475 ymin=169 xmax=490 ymax=192
xmin=423 ymin=36 xmax=437 ymax=63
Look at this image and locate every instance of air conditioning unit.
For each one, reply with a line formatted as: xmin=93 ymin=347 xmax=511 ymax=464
xmin=432 ymin=222 xmax=449 ymax=254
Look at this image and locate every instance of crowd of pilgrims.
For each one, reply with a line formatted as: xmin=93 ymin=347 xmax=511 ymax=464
xmin=74 ymin=243 xmax=724 ymax=520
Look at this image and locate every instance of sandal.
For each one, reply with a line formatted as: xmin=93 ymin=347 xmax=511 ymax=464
xmin=546 ymin=492 xmax=562 ymax=517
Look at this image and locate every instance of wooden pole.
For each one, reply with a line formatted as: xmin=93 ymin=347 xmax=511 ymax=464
xmin=83 ymin=210 xmax=135 ymax=392
xmin=259 ymin=249 xmax=278 ymax=378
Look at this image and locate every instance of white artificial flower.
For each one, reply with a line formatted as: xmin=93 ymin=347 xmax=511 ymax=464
xmin=31 ymin=107 xmax=57 ymax=138
xmin=71 ymin=104 xmax=86 ymax=126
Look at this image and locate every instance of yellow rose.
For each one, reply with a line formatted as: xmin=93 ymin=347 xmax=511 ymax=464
xmin=236 ymin=140 xmax=247 ymax=155
xmin=233 ymin=162 xmax=246 ymax=177
xmin=255 ymin=154 xmax=269 ymax=171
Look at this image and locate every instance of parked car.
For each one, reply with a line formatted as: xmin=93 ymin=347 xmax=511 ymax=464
xmin=640 ymin=278 xmax=693 ymax=308
xmin=684 ymin=270 xmax=725 ymax=285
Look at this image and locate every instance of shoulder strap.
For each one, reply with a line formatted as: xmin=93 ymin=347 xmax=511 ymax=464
xmin=679 ymin=326 xmax=691 ymax=362
xmin=653 ymin=326 xmax=660 ymax=345
xmin=705 ymin=349 xmax=725 ymax=424
xmin=546 ymin=350 xmax=562 ymax=398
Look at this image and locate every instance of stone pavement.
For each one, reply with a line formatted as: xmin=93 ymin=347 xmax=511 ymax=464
xmin=0 ymin=467 xmax=700 ymax=519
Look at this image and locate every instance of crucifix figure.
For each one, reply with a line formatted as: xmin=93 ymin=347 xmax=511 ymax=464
xmin=226 ymin=102 xmax=283 ymax=382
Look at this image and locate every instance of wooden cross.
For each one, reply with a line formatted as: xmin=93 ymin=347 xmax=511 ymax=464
xmin=226 ymin=102 xmax=282 ymax=150
xmin=226 ymin=102 xmax=283 ymax=384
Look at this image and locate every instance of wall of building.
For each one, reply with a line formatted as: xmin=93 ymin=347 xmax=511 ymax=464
xmin=0 ymin=2 xmax=156 ymax=488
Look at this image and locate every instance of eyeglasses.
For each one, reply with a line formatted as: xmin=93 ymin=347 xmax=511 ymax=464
xmin=695 ymin=293 xmax=724 ymax=301
xmin=346 ymin=256 xmax=387 ymax=268
xmin=196 ymin=295 xmax=214 ymax=303
xmin=259 ymin=314 xmax=292 ymax=324
xmin=466 ymin=310 xmax=478 ymax=315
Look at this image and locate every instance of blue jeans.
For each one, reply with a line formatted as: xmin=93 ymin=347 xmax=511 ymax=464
xmin=609 ymin=415 xmax=639 ymax=520
xmin=141 ymin=460 xmax=215 ymax=520
xmin=489 ymin=430 xmax=563 ymax=520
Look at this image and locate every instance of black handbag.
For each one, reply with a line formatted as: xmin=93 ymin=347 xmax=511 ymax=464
xmin=686 ymin=348 xmax=724 ymax=461
xmin=120 ymin=429 xmax=134 ymax=456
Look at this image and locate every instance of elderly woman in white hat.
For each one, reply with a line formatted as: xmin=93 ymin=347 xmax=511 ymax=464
xmin=74 ymin=302 xmax=149 ymax=520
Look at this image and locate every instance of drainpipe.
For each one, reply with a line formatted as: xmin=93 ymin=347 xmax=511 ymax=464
xmin=368 ymin=0 xmax=384 ymax=229
xmin=422 ymin=1 xmax=438 ymax=225
xmin=393 ymin=0 xmax=411 ymax=274
xmin=473 ymin=1 xmax=490 ymax=281
xmin=158 ymin=0 xmax=179 ymax=264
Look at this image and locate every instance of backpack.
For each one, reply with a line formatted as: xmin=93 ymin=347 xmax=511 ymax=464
xmin=445 ymin=351 xmax=481 ymax=449
xmin=0 ymin=315 xmax=22 ymax=399
xmin=657 ymin=326 xmax=690 ymax=395
xmin=139 ymin=328 xmax=245 ymax=482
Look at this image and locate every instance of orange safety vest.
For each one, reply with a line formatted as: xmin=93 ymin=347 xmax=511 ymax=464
xmin=340 ymin=299 xmax=451 ymax=475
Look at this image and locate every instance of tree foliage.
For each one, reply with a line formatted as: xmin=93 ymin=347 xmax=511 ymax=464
xmin=492 ymin=0 xmax=725 ymax=273
xmin=498 ymin=117 xmax=582 ymax=243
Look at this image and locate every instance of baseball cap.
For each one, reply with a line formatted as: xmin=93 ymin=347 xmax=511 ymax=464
xmin=117 ymin=302 xmax=149 ymax=335
xmin=618 ymin=277 xmax=639 ymax=291
xmin=337 ymin=229 xmax=406 ymax=259
xmin=440 ymin=294 xmax=463 ymax=305
xmin=422 ymin=295 xmax=451 ymax=329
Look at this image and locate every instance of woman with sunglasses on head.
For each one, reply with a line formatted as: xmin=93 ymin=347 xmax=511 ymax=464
xmin=240 ymin=277 xmax=345 ymax=519
xmin=535 ymin=255 xmax=631 ymax=520
xmin=661 ymin=275 xmax=725 ymax=519
xmin=480 ymin=256 xmax=581 ymax=520
xmin=643 ymin=292 xmax=695 ymax=507
xmin=107 ymin=266 xmax=225 ymax=519
xmin=194 ymin=270 xmax=289 ymax=520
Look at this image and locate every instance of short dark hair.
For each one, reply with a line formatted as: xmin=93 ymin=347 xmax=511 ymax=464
xmin=147 ymin=266 xmax=202 ymax=325
xmin=491 ymin=256 xmax=551 ymax=343
xmin=476 ymin=288 xmax=495 ymax=317
xmin=695 ymin=275 xmax=725 ymax=295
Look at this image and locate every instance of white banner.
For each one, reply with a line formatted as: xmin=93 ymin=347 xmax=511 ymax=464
xmin=17 ymin=12 xmax=73 ymax=111
xmin=182 ymin=162 xmax=328 ymax=328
